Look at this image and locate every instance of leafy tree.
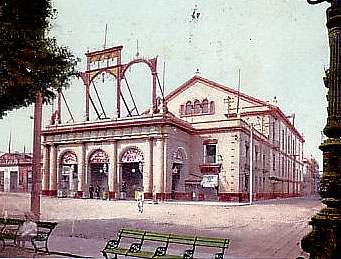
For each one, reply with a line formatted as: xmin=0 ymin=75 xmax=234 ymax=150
xmin=0 ymin=0 xmax=78 ymax=118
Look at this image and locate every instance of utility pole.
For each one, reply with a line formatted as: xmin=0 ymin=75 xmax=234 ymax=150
xmin=31 ymin=92 xmax=42 ymax=221
xmin=302 ymin=0 xmax=341 ymax=257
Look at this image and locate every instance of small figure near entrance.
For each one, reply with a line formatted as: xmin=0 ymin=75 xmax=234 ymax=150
xmin=17 ymin=211 xmax=37 ymax=247
xmin=89 ymin=184 xmax=94 ymax=199
xmin=136 ymin=187 xmax=144 ymax=213
xmin=95 ymin=185 xmax=101 ymax=199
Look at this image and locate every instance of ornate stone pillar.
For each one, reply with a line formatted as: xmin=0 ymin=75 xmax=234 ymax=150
xmin=77 ymin=142 xmax=86 ymax=198
xmin=41 ymin=144 xmax=50 ymax=195
xmin=49 ymin=144 xmax=58 ymax=196
xmin=145 ymin=137 xmax=154 ymax=199
xmin=109 ymin=140 xmax=118 ymax=200
xmin=153 ymin=137 xmax=165 ymax=200
xmin=302 ymin=1 xmax=341 ymax=257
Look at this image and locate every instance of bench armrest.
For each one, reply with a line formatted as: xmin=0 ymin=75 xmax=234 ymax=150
xmin=31 ymin=232 xmax=49 ymax=241
xmin=129 ymin=242 xmax=142 ymax=253
xmin=212 ymin=252 xmax=224 ymax=259
xmin=182 ymin=249 xmax=194 ymax=259
xmin=154 ymin=246 xmax=167 ymax=256
xmin=104 ymin=239 xmax=120 ymax=249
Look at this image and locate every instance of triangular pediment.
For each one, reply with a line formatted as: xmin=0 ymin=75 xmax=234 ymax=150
xmin=165 ymin=75 xmax=268 ymax=107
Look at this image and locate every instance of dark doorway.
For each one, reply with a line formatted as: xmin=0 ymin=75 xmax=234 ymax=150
xmin=171 ymin=163 xmax=182 ymax=199
xmin=121 ymin=162 xmax=143 ymax=199
xmin=10 ymin=171 xmax=18 ymax=192
xmin=90 ymin=163 xmax=109 ymax=195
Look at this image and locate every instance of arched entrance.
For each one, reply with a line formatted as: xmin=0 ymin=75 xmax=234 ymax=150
xmin=59 ymin=151 xmax=78 ymax=198
xmin=120 ymin=147 xmax=144 ymax=199
xmin=88 ymin=150 xmax=109 ymax=198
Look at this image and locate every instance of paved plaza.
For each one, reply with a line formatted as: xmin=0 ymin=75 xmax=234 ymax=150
xmin=0 ymin=193 xmax=323 ymax=258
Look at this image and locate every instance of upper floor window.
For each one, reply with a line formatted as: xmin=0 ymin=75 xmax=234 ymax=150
xmin=202 ymin=99 xmax=209 ymax=113
xmin=185 ymin=101 xmax=192 ymax=115
xmin=180 ymin=98 xmax=215 ymax=117
xmin=210 ymin=101 xmax=215 ymax=114
xmin=180 ymin=105 xmax=185 ymax=116
xmin=194 ymin=100 xmax=201 ymax=114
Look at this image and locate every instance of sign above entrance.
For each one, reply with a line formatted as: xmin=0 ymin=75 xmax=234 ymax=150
xmin=201 ymin=175 xmax=219 ymax=188
xmin=172 ymin=149 xmax=184 ymax=163
xmin=121 ymin=147 xmax=144 ymax=163
xmin=89 ymin=150 xmax=109 ymax=164
xmin=61 ymin=151 xmax=77 ymax=165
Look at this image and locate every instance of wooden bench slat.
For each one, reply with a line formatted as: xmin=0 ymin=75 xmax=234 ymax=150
xmin=126 ymin=250 xmax=156 ymax=258
xmin=104 ymin=247 xmax=129 ymax=253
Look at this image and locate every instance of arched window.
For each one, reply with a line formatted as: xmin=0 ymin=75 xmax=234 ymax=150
xmin=210 ymin=101 xmax=215 ymax=113
xmin=185 ymin=101 xmax=192 ymax=115
xmin=180 ymin=105 xmax=185 ymax=116
xmin=202 ymin=99 xmax=208 ymax=113
xmin=194 ymin=100 xmax=201 ymax=114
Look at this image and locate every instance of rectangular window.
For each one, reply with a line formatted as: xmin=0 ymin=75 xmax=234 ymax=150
xmin=273 ymin=154 xmax=276 ymax=171
xmin=205 ymin=144 xmax=216 ymax=163
xmin=245 ymin=142 xmax=249 ymax=159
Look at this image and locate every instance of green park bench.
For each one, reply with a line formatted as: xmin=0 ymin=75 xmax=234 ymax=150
xmin=102 ymin=229 xmax=230 ymax=259
xmin=0 ymin=217 xmax=57 ymax=255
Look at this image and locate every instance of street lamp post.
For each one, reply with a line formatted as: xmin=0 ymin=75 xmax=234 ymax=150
xmin=302 ymin=0 xmax=341 ymax=257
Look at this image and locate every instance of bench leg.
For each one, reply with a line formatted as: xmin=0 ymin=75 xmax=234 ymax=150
xmin=45 ymin=241 xmax=50 ymax=254
xmin=102 ymin=251 xmax=118 ymax=259
xmin=31 ymin=240 xmax=38 ymax=254
xmin=0 ymin=239 xmax=4 ymax=252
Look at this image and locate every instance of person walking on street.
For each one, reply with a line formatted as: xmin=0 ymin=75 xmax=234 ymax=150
xmin=89 ymin=184 xmax=94 ymax=199
xmin=95 ymin=185 xmax=100 ymax=199
xmin=137 ymin=187 xmax=144 ymax=213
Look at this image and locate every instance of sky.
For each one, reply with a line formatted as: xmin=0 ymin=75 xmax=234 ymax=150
xmin=0 ymin=0 xmax=330 ymax=168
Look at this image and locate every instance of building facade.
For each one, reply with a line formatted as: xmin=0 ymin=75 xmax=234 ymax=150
xmin=41 ymin=75 xmax=306 ymax=202
xmin=0 ymin=153 xmax=32 ymax=193
xmin=302 ymin=157 xmax=320 ymax=196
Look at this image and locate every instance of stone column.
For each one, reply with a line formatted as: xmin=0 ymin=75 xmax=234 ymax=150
xmin=163 ymin=137 xmax=169 ymax=199
xmin=42 ymin=144 xmax=50 ymax=195
xmin=153 ymin=137 xmax=165 ymax=200
xmin=302 ymin=1 xmax=341 ymax=257
xmin=49 ymin=145 xmax=58 ymax=196
xmin=109 ymin=140 xmax=118 ymax=200
xmin=145 ymin=137 xmax=154 ymax=199
xmin=77 ymin=142 xmax=86 ymax=198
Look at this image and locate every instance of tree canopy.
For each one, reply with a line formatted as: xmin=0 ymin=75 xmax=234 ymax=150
xmin=0 ymin=0 xmax=78 ymax=118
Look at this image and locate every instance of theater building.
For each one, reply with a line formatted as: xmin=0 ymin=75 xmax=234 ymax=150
xmin=41 ymin=74 xmax=305 ymax=202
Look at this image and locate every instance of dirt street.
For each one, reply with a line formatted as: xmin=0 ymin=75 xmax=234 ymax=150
xmin=0 ymin=193 xmax=324 ymax=258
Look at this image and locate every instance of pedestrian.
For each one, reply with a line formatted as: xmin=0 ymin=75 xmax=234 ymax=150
xmin=137 ymin=187 xmax=144 ymax=213
xmin=17 ymin=211 xmax=37 ymax=247
xmin=89 ymin=184 xmax=94 ymax=199
xmin=95 ymin=185 xmax=100 ymax=199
